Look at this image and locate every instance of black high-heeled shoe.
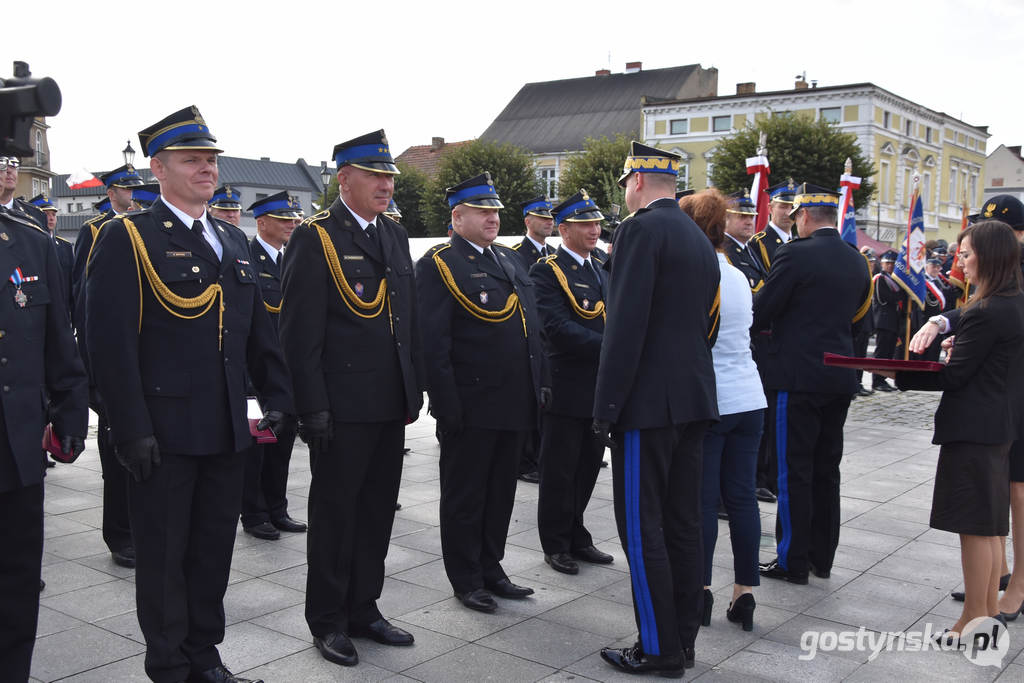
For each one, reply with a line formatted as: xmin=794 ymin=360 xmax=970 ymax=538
xmin=726 ymin=593 xmax=756 ymax=632
xmin=998 ymin=599 xmax=1024 ymax=622
xmin=701 ymin=589 xmax=713 ymax=626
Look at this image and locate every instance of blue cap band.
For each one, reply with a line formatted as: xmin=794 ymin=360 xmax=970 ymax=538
xmin=334 ymin=143 xmax=392 ymax=167
xmin=554 ymin=198 xmax=599 ymax=226
xmin=105 ymin=169 xmax=141 ymax=187
xmin=133 ymin=188 xmax=160 ymax=202
xmin=252 ymin=198 xmax=299 ymax=218
xmin=145 ymin=122 xmax=212 ymax=157
xmin=522 ymin=200 xmax=552 ymax=216
xmin=447 ymin=184 xmax=499 ymax=208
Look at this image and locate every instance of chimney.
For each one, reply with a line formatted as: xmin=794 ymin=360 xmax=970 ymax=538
xmin=260 ymin=156 xmax=270 ymax=161
xmin=431 ymin=137 xmax=445 ymax=151
xmin=794 ymin=79 xmax=809 ymax=90
xmin=595 ymin=69 xmax=611 ymax=77
xmin=736 ymin=82 xmax=756 ymax=95
xmin=625 ymin=61 xmax=642 ymax=74
xmin=1009 ymin=145 xmax=1022 ymax=157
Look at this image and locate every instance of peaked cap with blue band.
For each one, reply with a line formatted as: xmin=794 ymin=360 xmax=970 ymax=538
xmin=94 ymin=197 xmax=111 ymax=213
xmin=384 ymin=199 xmax=402 ymax=220
xmin=552 ymin=189 xmax=604 ymax=226
xmin=617 ymin=141 xmax=681 ymax=187
xmin=132 ymin=182 xmax=161 ymax=209
xmin=100 ymin=164 xmax=144 ymax=188
xmin=726 ymin=189 xmax=757 ymax=215
xmin=249 ymin=190 xmax=303 ymax=219
xmin=138 ymin=105 xmax=223 ymax=158
xmin=766 ymin=178 xmax=798 ymax=204
xmin=445 ymin=172 xmax=504 ymax=209
xmin=788 ymin=182 xmax=840 ymax=217
xmin=522 ymin=196 xmax=553 ymax=218
xmin=28 ymin=193 xmax=57 ymax=211
xmin=332 ymin=129 xmax=400 ymax=175
xmin=209 ymin=185 xmax=242 ymax=210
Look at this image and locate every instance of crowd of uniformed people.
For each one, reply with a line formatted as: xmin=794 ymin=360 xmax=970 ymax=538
xmin=1 ymin=102 xmax=1021 ymax=682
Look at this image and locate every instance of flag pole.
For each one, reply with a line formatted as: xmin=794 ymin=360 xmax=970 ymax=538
xmin=903 ymin=179 xmax=920 ymax=361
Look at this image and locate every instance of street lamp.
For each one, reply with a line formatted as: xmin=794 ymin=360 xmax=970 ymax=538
xmin=320 ymin=161 xmax=331 ymax=208
xmin=122 ymin=140 xmax=136 ymax=167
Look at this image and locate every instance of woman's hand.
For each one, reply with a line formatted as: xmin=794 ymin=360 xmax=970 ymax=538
xmin=941 ymin=335 xmax=955 ymax=362
xmin=909 ymin=321 xmax=940 ymax=354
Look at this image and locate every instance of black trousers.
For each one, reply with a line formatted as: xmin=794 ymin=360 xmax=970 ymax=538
xmin=872 ymin=329 xmax=899 ymax=386
xmin=612 ymin=422 xmax=707 ymax=658
xmin=439 ymin=427 xmax=523 ymax=594
xmin=240 ymin=427 xmax=297 ymax=527
xmin=752 ymin=334 xmax=776 ymax=493
xmin=98 ymin=410 xmax=132 ymax=553
xmin=853 ymin=328 xmax=871 ymax=385
xmin=519 ymin=427 xmax=540 ymax=475
xmin=130 ymin=451 xmax=244 ymax=683
xmin=0 ymin=483 xmax=43 ymax=683
xmin=537 ymin=412 xmax=603 ymax=555
xmin=772 ymin=391 xmax=850 ymax=575
xmin=305 ymin=421 xmax=403 ymax=637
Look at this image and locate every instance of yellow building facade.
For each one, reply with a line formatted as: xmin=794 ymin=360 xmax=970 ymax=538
xmin=641 ymin=82 xmax=988 ymax=246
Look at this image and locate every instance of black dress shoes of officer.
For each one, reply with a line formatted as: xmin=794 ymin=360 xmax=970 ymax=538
xmin=313 ymin=632 xmax=358 ymax=666
xmin=758 ymin=558 xmax=809 ymax=585
xmin=111 ymin=546 xmax=136 ymax=568
xmin=349 ymin=618 xmax=414 ymax=646
xmin=572 ymin=545 xmax=614 ymax=565
xmin=517 ymin=470 xmax=540 ymax=484
xmin=545 ymin=553 xmax=579 ymax=574
xmin=456 ymin=588 xmax=498 ymax=613
xmin=755 ymin=487 xmax=777 ymax=503
xmin=486 ymin=578 xmax=534 ymax=599
xmin=599 ymin=644 xmax=684 ymax=678
xmin=244 ymin=522 xmax=280 ymax=540
xmin=270 ymin=515 xmax=307 ymax=533
xmin=856 ymin=386 xmax=874 ymax=397
xmin=187 ymin=664 xmax=263 ymax=683
xmin=874 ymin=382 xmax=896 ymax=392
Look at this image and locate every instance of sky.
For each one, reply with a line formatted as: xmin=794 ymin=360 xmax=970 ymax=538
xmin=7 ymin=0 xmax=1022 ymax=176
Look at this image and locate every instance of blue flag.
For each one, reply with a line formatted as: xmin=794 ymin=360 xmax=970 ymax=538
xmin=838 ymin=173 xmax=860 ymax=247
xmin=893 ymin=191 xmax=927 ymax=309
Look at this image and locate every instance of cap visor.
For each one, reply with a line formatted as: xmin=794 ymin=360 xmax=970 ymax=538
xmin=564 ymin=210 xmax=605 ymax=223
xmin=349 ymin=162 xmax=400 ymax=175
xmin=617 ymin=170 xmax=632 ymax=188
xmin=161 ymin=142 xmax=224 ymax=154
xmin=726 ymin=209 xmax=758 ymax=216
xmin=209 ymin=203 xmax=241 ymax=210
xmin=526 ymin=210 xmax=553 ymax=218
xmin=462 ymin=199 xmax=504 ymax=209
xmin=266 ymin=211 xmax=302 ymax=219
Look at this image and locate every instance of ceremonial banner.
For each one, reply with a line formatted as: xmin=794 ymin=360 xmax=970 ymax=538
xmin=66 ymin=168 xmax=103 ymax=190
xmin=746 ymin=132 xmax=771 ymax=233
xmin=838 ymin=165 xmax=861 ymax=247
xmin=893 ymin=187 xmax=927 ymax=309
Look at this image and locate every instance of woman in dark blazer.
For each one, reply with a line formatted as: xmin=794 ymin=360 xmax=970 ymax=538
xmin=888 ymin=220 xmax=1024 ymax=643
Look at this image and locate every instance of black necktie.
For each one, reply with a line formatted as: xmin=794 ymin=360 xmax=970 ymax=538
xmin=485 ymin=247 xmax=499 ymax=264
xmin=366 ymin=222 xmax=379 ymax=249
xmin=192 ymin=219 xmax=205 ymax=239
xmin=584 ymin=259 xmax=600 ymax=287
xmin=275 ymin=251 xmax=282 ymax=267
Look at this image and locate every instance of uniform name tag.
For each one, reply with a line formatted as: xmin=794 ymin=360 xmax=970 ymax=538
xmin=573 ymin=282 xmax=591 ymax=289
xmin=343 ymin=255 xmax=364 ymax=261
xmin=166 ymin=251 xmax=192 ymax=258
xmin=259 ymin=272 xmax=274 ymax=278
xmin=470 ymin=272 xmax=488 ymax=279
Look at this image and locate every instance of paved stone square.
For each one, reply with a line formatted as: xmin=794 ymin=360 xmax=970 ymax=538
xmin=30 ymin=390 xmax=1024 ymax=681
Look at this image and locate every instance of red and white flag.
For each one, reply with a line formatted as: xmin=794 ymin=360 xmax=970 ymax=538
xmin=66 ymin=168 xmax=103 ymax=190
xmin=746 ymin=154 xmax=770 ymax=233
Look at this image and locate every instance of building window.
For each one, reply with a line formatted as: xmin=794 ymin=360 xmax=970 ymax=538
xmin=969 ymin=173 xmax=978 ymax=202
xmin=883 ymin=111 xmax=891 ymax=128
xmin=820 ymin=107 xmax=841 ymax=124
xmin=922 ymin=172 xmax=931 ymax=208
xmin=948 ymin=165 xmax=958 ymax=201
xmin=538 ymin=168 xmax=557 ymax=199
xmin=677 ymin=163 xmax=690 ymax=190
xmin=669 ymin=119 xmax=688 ymax=135
xmin=712 ymin=115 xmax=731 ymax=132
xmin=77 ymin=202 xmax=84 ymax=211
xmin=904 ymin=120 xmax=912 ymax=136
xmin=925 ymin=126 xmax=932 ymax=143
xmin=35 ymin=130 xmax=43 ymax=165
xmin=705 ymin=162 xmax=714 ymax=187
xmin=879 ymin=160 xmax=890 ymax=203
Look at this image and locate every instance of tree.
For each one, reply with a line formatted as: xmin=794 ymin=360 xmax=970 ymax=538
xmin=420 ymin=139 xmax=543 ymax=237
xmin=557 ymin=132 xmax=634 ymax=219
xmin=392 ymin=162 xmax=430 ymax=237
xmin=316 ymin=176 xmax=338 ymax=212
xmin=708 ymin=114 xmax=875 ymax=208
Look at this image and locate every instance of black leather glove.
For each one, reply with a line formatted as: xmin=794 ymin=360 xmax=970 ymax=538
xmin=60 ymin=435 xmax=86 ymax=462
xmin=116 ymin=436 xmax=161 ymax=483
xmin=437 ymin=414 xmax=463 ymax=436
xmin=298 ymin=411 xmax=332 ymax=452
xmin=539 ymin=387 xmax=552 ymax=410
xmin=256 ymin=410 xmax=292 ymax=436
xmin=592 ymin=419 xmax=616 ymax=449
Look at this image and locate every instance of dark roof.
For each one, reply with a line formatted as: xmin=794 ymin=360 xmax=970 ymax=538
xmin=396 ymin=140 xmax=472 ymax=177
xmin=480 ymin=64 xmax=717 ymax=154
xmin=50 ymin=156 xmax=330 ymax=198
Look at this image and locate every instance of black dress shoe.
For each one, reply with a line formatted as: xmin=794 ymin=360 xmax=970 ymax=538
xmin=403 ymin=447 xmax=411 ymax=454
xmin=270 ymin=515 xmax=307 ymax=533
xmin=599 ymin=644 xmax=684 ymax=678
xmin=188 ymin=664 xmax=263 ymax=683
xmin=111 ymin=547 xmax=136 ymax=568
xmin=857 ymin=387 xmax=874 ymax=397
xmin=545 ymin=552 xmax=579 ymax=574
xmin=808 ymin=561 xmax=831 ymax=579
xmin=700 ymin=589 xmax=713 ymax=626
xmin=951 ymin=573 xmax=1011 ymax=602
xmin=244 ymin=521 xmax=280 ymax=540
xmin=600 ymin=459 xmax=608 ymax=468
xmin=683 ymin=646 xmax=695 ymax=669
xmin=456 ymin=588 xmax=497 ymax=613
xmin=998 ymin=598 xmax=1024 ymax=621
xmin=39 ymin=579 xmax=45 ymax=592
xmin=350 ymin=618 xmax=414 ymax=646
xmin=517 ymin=470 xmax=540 ymax=484
xmin=571 ymin=545 xmax=614 ymax=565
xmin=726 ymin=593 xmax=756 ymax=631
xmin=314 ymin=632 xmax=358 ymax=666
xmin=873 ymin=382 xmax=896 ymax=392
xmin=717 ymin=505 xmax=729 ymax=520
xmin=755 ymin=487 xmax=777 ymax=503
xmin=759 ymin=558 xmax=808 ymax=585
xmin=395 ymin=502 xmax=402 ymax=510
xmin=487 ymin=578 xmax=534 ymax=599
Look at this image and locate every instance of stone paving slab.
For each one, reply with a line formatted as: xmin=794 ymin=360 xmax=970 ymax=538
xmin=29 ymin=391 xmax=1024 ymax=681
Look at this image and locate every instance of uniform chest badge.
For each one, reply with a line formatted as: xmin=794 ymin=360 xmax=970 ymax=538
xmin=163 ymin=221 xmax=173 ymax=228
xmin=354 ymin=282 xmax=364 ymax=297
xmin=0 ymin=233 xmax=8 ymax=241
xmin=479 ymin=291 xmax=488 ymax=304
xmin=582 ymin=298 xmax=590 ymax=310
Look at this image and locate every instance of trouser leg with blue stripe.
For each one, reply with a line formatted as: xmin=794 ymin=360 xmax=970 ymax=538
xmin=772 ymin=391 xmax=850 ymax=575
xmin=612 ymin=421 xmax=708 ymax=658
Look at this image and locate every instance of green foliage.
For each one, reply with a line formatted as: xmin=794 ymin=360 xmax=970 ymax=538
xmin=392 ymin=162 xmax=430 ymax=237
xmin=316 ymin=175 xmax=338 ymax=211
xmin=708 ymin=114 xmax=876 ymax=208
xmin=420 ymin=139 xmax=543 ymax=237
xmin=556 ymin=132 xmax=634 ymax=219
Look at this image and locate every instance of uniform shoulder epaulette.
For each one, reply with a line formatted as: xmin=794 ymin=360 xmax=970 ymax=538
xmin=306 ymin=207 xmax=330 ymax=225
xmin=510 ymin=241 xmax=522 ymax=251
xmin=84 ymin=212 xmax=108 ymax=227
xmin=124 ymin=208 xmax=150 ymax=217
xmin=55 ymin=235 xmax=73 ymax=244
xmin=748 ymin=230 xmax=766 ymax=243
xmin=5 ymin=212 xmax=48 ymax=234
xmin=492 ymin=242 xmax=517 ymax=255
xmin=424 ymin=242 xmax=450 ymax=258
xmin=541 ymin=253 xmax=557 ymax=263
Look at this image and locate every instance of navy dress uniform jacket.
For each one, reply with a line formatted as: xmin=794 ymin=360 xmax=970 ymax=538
xmin=85 ymin=200 xmax=293 ymax=454
xmin=511 ymin=236 xmax=554 ymax=270
xmin=723 ymin=237 xmax=765 ymax=291
xmin=54 ymin=235 xmax=74 ymax=311
xmin=593 ymin=197 xmax=720 ymax=430
xmin=279 ymin=199 xmax=423 ymax=422
xmin=249 ymin=237 xmax=283 ymax=330
xmin=529 ymin=247 xmax=606 ymax=418
xmin=0 ymin=211 xmax=87 ymax=491
xmin=746 ymin=224 xmax=788 ymax=273
xmin=416 ymin=232 xmax=545 ymax=430
xmin=752 ymin=227 xmax=872 ymax=395
xmin=871 ymin=272 xmax=906 ymax=333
